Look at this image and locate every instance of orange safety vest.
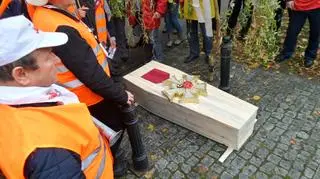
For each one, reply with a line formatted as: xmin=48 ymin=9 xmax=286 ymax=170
xmin=95 ymin=0 xmax=108 ymax=44
xmin=24 ymin=1 xmax=36 ymax=19
xmin=0 ymin=103 xmax=113 ymax=179
xmin=32 ymin=6 xmax=111 ymax=106
xmin=0 ymin=0 xmax=12 ymax=17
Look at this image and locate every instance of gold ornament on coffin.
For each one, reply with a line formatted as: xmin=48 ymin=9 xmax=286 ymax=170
xmin=162 ymin=75 xmax=207 ymax=103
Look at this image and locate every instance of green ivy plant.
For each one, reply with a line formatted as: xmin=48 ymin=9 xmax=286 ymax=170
xmin=243 ymin=0 xmax=280 ymax=66
xmin=220 ymin=0 xmax=280 ymax=67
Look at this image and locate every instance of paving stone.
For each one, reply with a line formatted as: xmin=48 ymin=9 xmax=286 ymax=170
xmin=239 ymin=150 xmax=253 ymax=160
xmin=180 ymin=163 xmax=192 ymax=174
xmin=208 ymin=150 xmax=221 ymax=159
xmin=271 ymin=112 xmax=284 ymax=120
xmin=157 ymin=169 xmax=171 ymax=179
xmin=267 ymin=154 xmax=282 ymax=164
xmin=282 ymin=116 xmax=294 ymax=124
xmin=284 ymin=150 xmax=298 ymax=161
xmin=264 ymin=140 xmax=276 ymax=150
xmin=304 ymin=168 xmax=315 ymax=178
xmin=260 ymin=162 xmax=276 ymax=173
xmin=314 ymin=168 xmax=320 ymax=178
xmin=201 ymin=156 xmax=215 ymax=167
xmin=172 ymin=170 xmax=185 ymax=179
xmin=285 ymin=111 xmax=297 ymax=118
xmin=173 ymin=155 xmax=185 ymax=164
xmin=186 ymin=156 xmax=199 ymax=167
xmin=180 ymin=149 xmax=193 ymax=158
xmin=277 ymin=143 xmax=289 ymax=151
xmin=263 ymin=123 xmax=275 ymax=131
xmin=244 ymin=140 xmax=258 ymax=153
xmin=255 ymin=171 xmax=269 ymax=179
xmin=297 ymin=131 xmax=310 ymax=139
xmin=238 ymin=173 xmax=250 ymax=179
xmin=249 ymin=156 xmax=263 ymax=167
xmin=273 ymin=166 xmax=289 ymax=176
xmin=273 ymin=148 xmax=286 ymax=157
xmin=292 ymin=160 xmax=305 ymax=172
xmin=306 ymin=161 xmax=318 ymax=171
xmin=270 ymin=175 xmax=283 ymax=179
xmin=288 ymin=169 xmax=302 ymax=178
xmin=167 ymin=162 xmax=178 ymax=172
xmin=155 ymin=158 xmax=168 ymax=170
xmin=220 ymin=172 xmax=233 ymax=179
xmin=186 ymin=172 xmax=201 ymax=179
xmin=276 ymin=122 xmax=290 ymax=130
xmin=279 ymin=159 xmax=292 ymax=170
xmin=241 ymin=165 xmax=257 ymax=176
xmin=256 ymin=148 xmax=269 ymax=159
xmin=211 ymin=163 xmax=224 ymax=174
xmin=230 ymin=156 xmax=247 ymax=170
xmin=225 ymin=167 xmax=239 ymax=177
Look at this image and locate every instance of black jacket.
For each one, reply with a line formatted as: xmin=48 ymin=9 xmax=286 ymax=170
xmin=51 ymin=8 xmax=127 ymax=105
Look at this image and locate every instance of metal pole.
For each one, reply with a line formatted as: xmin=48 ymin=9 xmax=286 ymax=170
xmin=219 ymin=36 xmax=232 ymax=93
xmin=121 ymin=104 xmax=149 ymax=172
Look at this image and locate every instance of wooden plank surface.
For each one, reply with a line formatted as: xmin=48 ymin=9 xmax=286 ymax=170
xmin=124 ymin=61 xmax=258 ymax=149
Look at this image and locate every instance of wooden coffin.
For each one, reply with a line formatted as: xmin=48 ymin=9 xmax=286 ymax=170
xmin=123 ymin=61 xmax=258 ymax=159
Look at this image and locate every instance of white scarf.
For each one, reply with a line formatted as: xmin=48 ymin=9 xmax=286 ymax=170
xmin=0 ymin=84 xmax=80 ymax=105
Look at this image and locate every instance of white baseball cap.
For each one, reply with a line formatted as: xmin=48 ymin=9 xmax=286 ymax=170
xmin=0 ymin=15 xmax=68 ymax=67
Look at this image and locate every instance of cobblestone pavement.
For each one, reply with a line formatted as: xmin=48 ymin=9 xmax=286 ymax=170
xmin=120 ymin=41 xmax=320 ymax=179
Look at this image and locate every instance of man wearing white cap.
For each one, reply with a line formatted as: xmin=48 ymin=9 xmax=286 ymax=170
xmin=27 ymin=0 xmax=136 ymax=176
xmin=0 ymin=15 xmax=114 ymax=179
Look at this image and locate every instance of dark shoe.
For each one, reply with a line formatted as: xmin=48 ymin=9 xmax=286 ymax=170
xmin=113 ymin=149 xmax=129 ymax=177
xmin=205 ymin=56 xmax=210 ymax=64
xmin=304 ymin=59 xmax=314 ymax=68
xmin=184 ymin=55 xmax=199 ymax=63
xmin=275 ymin=54 xmax=289 ymax=63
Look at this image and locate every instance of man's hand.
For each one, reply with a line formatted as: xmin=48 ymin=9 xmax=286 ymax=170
xmin=153 ymin=12 xmax=161 ymax=19
xmin=109 ymin=37 xmax=117 ymax=48
xmin=286 ymin=1 xmax=295 ymax=10
xmin=126 ymin=91 xmax=134 ymax=105
xmin=78 ymin=6 xmax=89 ymax=18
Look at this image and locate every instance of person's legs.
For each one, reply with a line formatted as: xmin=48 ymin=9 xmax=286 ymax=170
xmin=276 ymin=10 xmax=307 ymax=62
xmin=227 ymin=0 xmax=243 ymax=35
xmin=113 ymin=17 xmax=129 ymax=61
xmin=169 ymin=3 xmax=183 ymax=43
xmin=275 ymin=0 xmax=285 ymax=30
xmin=200 ymin=22 xmax=213 ymax=61
xmin=239 ymin=0 xmax=253 ymax=38
xmin=165 ymin=3 xmax=174 ymax=47
xmin=304 ymin=8 xmax=320 ymax=67
xmin=185 ymin=20 xmax=200 ymax=63
xmin=151 ymin=29 xmax=164 ymax=61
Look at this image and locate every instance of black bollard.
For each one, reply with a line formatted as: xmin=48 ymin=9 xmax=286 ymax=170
xmin=219 ymin=36 xmax=232 ymax=93
xmin=121 ymin=105 xmax=149 ymax=172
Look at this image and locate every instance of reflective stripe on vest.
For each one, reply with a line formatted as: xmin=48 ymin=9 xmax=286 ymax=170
xmin=81 ymin=135 xmax=106 ymax=178
xmin=97 ymin=27 xmax=107 ymax=33
xmin=56 ymin=57 xmax=109 ymax=89
xmin=96 ymin=13 xmax=105 ymax=20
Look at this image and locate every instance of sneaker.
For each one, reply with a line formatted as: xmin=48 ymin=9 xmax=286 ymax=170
xmin=166 ymin=40 xmax=173 ymax=47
